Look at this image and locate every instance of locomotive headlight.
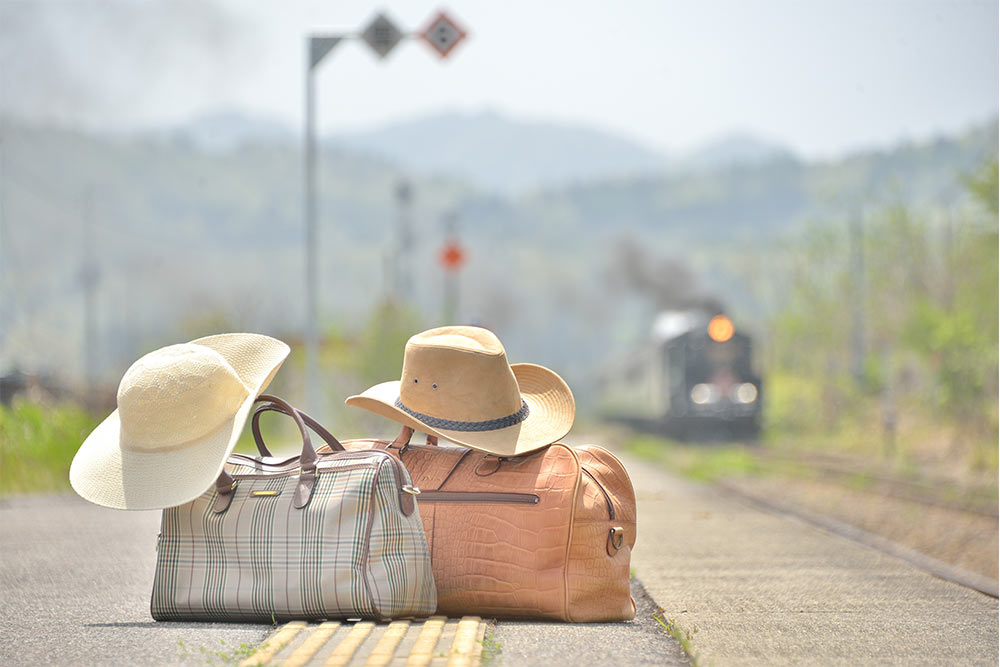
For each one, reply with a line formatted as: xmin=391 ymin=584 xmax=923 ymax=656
xmin=707 ymin=315 xmax=735 ymax=342
xmin=734 ymin=382 xmax=758 ymax=404
xmin=691 ymin=383 xmax=719 ymax=404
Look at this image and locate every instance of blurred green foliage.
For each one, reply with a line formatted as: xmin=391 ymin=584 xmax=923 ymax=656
xmin=0 ymin=301 xmax=426 ymax=494
xmin=323 ymin=299 xmax=426 ymax=389
xmin=0 ymin=400 xmax=99 ymax=495
xmin=768 ymin=157 xmax=999 ymax=472
xmin=625 ymin=434 xmax=766 ymax=482
xmin=228 ymin=299 xmax=429 ymax=453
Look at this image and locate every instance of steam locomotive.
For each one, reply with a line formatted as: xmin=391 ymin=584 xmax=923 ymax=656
xmin=599 ymin=311 xmax=762 ymax=440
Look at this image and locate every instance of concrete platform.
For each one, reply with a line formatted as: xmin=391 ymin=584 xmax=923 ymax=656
xmin=624 ymin=452 xmax=999 ymax=665
xmin=3 ymin=453 xmax=996 ymax=665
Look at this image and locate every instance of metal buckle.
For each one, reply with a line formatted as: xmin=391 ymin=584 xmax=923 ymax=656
xmin=607 ymin=526 xmax=625 ymax=556
xmin=402 ymin=485 xmax=421 ymax=495
xmin=474 ymin=456 xmax=504 ymax=477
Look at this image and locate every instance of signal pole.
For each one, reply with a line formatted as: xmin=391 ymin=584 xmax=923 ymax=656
xmin=439 ymin=210 xmax=465 ymax=323
xmin=301 ymin=11 xmax=468 ymax=413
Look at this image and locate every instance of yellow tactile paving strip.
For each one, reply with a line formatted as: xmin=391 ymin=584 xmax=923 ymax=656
xmin=242 ymin=616 xmax=487 ymax=667
xmin=284 ymin=622 xmax=342 ymax=667
xmin=367 ymin=621 xmax=411 ymax=666
xmin=240 ymin=621 xmax=307 ymax=666
xmin=404 ymin=616 xmax=446 ymax=667
xmin=326 ymin=621 xmax=375 ymax=666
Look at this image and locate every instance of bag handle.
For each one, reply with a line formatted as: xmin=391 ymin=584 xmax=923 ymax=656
xmin=213 ymin=394 xmax=322 ymax=512
xmin=389 ymin=425 xmax=438 ymax=450
xmin=248 ymin=401 xmax=418 ymax=516
xmin=388 ymin=426 xmax=517 ymax=477
xmin=251 ymin=396 xmax=345 ymax=456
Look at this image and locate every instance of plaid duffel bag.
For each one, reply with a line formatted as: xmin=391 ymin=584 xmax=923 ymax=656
xmin=150 ymin=395 xmax=436 ymax=623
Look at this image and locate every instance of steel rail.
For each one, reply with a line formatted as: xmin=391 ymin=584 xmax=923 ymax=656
xmin=715 ymin=480 xmax=1000 ymax=599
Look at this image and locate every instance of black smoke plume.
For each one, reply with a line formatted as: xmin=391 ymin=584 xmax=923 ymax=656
xmin=608 ymin=236 xmax=724 ymax=314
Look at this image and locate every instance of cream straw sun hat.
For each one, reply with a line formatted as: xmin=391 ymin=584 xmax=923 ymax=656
xmin=346 ymin=326 xmax=575 ymax=457
xmin=70 ymin=333 xmax=289 ymax=510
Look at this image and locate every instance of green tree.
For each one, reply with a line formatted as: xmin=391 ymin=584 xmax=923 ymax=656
xmin=770 ymin=156 xmax=998 ymax=467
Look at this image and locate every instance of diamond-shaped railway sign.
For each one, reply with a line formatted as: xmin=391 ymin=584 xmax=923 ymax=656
xmin=420 ymin=11 xmax=467 ymax=59
xmin=309 ymin=36 xmax=342 ymax=69
xmin=361 ymin=13 xmax=404 ymax=60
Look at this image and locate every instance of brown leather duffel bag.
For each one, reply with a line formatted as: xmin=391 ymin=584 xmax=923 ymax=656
xmin=252 ymin=404 xmax=637 ymax=622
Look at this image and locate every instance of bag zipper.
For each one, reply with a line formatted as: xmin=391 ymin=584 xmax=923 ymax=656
xmin=228 ymin=453 xmax=301 ymax=471
xmin=228 ymin=448 xmax=356 ymax=473
xmin=582 ymin=468 xmax=615 ymax=520
xmin=228 ymin=449 xmax=398 ymax=474
xmin=230 ymin=462 xmax=373 ymax=480
xmin=331 ymin=450 xmax=412 ymax=491
xmin=417 ymin=491 xmax=540 ymax=504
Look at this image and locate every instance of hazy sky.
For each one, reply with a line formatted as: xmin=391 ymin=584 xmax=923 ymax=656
xmin=1 ymin=0 xmax=996 ymax=158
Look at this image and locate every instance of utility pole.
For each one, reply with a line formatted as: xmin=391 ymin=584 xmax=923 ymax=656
xmin=394 ymin=180 xmax=414 ymax=302
xmin=849 ymin=212 xmax=866 ymax=386
xmin=81 ymin=188 xmax=100 ymax=410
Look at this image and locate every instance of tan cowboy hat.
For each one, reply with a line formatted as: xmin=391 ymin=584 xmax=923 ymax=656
xmin=70 ymin=333 xmax=289 ymax=510
xmin=346 ymin=326 xmax=575 ymax=456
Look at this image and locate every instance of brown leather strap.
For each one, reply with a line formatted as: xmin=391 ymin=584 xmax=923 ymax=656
xmin=250 ymin=405 xmax=274 ymax=457
xmin=390 ymin=425 xmax=414 ymax=449
xmin=251 ymin=397 xmax=345 ymax=456
xmin=389 ymin=425 xmax=438 ymax=448
xmin=212 ymin=470 xmax=237 ymax=513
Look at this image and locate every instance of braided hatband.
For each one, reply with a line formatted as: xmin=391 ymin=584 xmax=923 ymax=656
xmin=393 ymin=398 xmax=530 ymax=432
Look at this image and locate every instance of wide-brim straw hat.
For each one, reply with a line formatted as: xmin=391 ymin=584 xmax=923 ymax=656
xmin=70 ymin=333 xmax=289 ymax=510
xmin=346 ymin=326 xmax=574 ymax=457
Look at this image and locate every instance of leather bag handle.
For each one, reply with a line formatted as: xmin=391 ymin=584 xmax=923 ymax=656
xmin=213 ymin=394 xmax=322 ymax=511
xmin=390 ymin=425 xmax=438 ymax=450
xmin=251 ymin=397 xmax=345 ymax=456
xmin=387 ymin=424 xmax=517 ymax=477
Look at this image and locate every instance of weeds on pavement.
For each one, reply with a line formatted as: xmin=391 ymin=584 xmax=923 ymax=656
xmin=176 ymin=638 xmax=258 ymax=665
xmin=480 ymin=623 xmax=502 ymax=665
xmin=652 ymin=607 xmax=699 ymax=665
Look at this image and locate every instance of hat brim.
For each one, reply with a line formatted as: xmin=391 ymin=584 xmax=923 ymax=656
xmin=345 ymin=363 xmax=575 ymax=457
xmin=69 ymin=333 xmax=289 ymax=510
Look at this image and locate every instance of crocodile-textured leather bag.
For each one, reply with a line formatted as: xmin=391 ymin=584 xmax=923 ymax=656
xmin=253 ymin=401 xmax=637 ymax=622
xmin=150 ymin=396 xmax=436 ymax=623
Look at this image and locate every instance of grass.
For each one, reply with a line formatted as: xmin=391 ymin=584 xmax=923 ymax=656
xmin=624 ymin=434 xmax=764 ymax=483
xmin=0 ymin=397 xmax=305 ymax=497
xmin=479 ymin=623 xmax=502 ymax=665
xmin=762 ymin=369 xmax=999 ymax=479
xmin=652 ymin=608 xmax=700 ymax=666
xmin=176 ymin=638 xmax=259 ymax=665
xmin=0 ymin=400 xmax=99 ymax=495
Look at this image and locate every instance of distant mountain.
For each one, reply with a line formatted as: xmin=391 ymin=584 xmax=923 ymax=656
xmin=160 ymin=110 xmax=797 ymax=194
xmin=2 ymin=115 xmax=995 ymax=403
xmin=684 ymin=132 xmax=796 ymax=170
xmin=525 ymin=121 xmax=997 ymax=245
xmin=331 ymin=111 xmax=671 ymax=195
xmin=153 ymin=111 xmax=297 ymax=153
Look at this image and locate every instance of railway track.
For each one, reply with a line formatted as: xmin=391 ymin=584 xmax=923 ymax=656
xmin=708 ymin=445 xmax=999 ymax=598
xmin=715 ymin=477 xmax=1000 ymax=598
xmin=754 ymin=449 xmax=998 ymax=517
